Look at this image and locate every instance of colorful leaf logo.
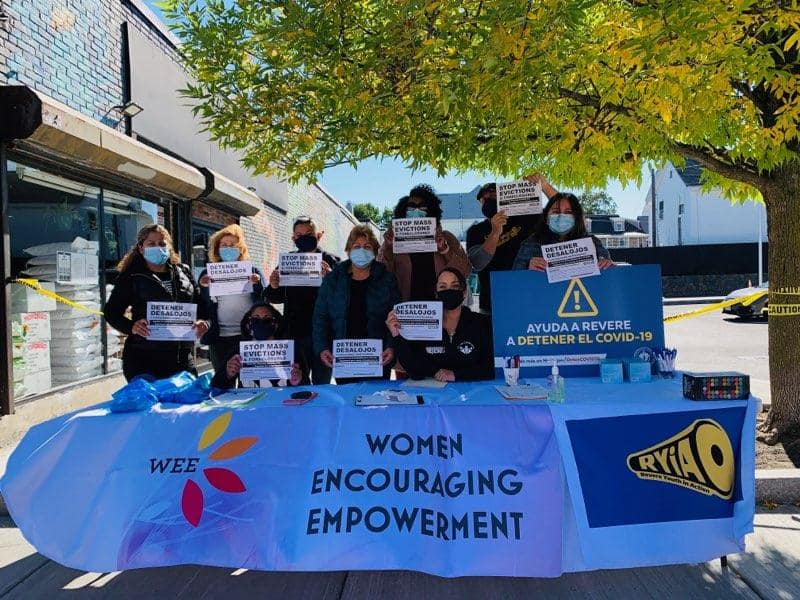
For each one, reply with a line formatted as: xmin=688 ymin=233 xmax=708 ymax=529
xmin=179 ymin=412 xmax=257 ymax=527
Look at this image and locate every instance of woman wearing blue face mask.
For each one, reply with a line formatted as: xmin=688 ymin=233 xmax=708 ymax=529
xmin=313 ymin=224 xmax=401 ymax=383
xmin=197 ymin=224 xmax=266 ymax=376
xmin=513 ymin=193 xmax=615 ymax=271
xmin=105 ymin=224 xmax=210 ymax=382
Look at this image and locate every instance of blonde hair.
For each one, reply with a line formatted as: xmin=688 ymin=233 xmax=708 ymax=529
xmin=117 ymin=224 xmax=180 ymax=272
xmin=345 ymin=224 xmax=379 ymax=253
xmin=208 ymin=224 xmax=250 ymax=263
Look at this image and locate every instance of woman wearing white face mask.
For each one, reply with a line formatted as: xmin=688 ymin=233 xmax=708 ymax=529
xmin=512 ymin=193 xmax=615 ymax=271
xmin=197 ymin=224 xmax=266 ymax=376
xmin=313 ymin=224 xmax=401 ymax=383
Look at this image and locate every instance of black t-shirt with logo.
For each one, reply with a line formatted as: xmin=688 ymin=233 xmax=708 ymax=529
xmin=466 ymin=214 xmax=540 ymax=311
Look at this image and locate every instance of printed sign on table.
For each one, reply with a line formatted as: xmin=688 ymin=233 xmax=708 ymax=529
xmin=496 ymin=180 xmax=544 ymax=217
xmin=207 ymin=261 xmax=253 ymax=296
xmin=392 ymin=218 xmax=437 ymax=254
xmin=395 ymin=301 xmax=443 ymax=341
xmin=542 ymin=239 xmax=600 ymax=284
xmin=279 ymin=253 xmax=323 ymax=287
xmin=146 ymin=302 xmax=197 ymax=341
xmin=490 ymin=265 xmax=664 ymax=377
xmin=333 ymin=338 xmax=383 ymax=378
xmin=240 ymin=340 xmax=294 ymax=382
xmin=56 ymin=252 xmax=99 ymax=285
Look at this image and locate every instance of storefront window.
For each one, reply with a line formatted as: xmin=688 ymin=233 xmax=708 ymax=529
xmin=8 ymin=161 xmax=103 ymax=399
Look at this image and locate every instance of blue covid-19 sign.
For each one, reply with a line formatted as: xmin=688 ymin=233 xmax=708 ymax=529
xmin=490 ymin=265 xmax=665 ymax=377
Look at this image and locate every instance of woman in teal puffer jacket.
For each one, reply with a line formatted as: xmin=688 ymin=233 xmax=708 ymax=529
xmin=313 ymin=224 xmax=401 ymax=383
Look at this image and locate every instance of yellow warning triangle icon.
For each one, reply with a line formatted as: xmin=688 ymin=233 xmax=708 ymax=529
xmin=557 ymin=278 xmax=599 ymax=317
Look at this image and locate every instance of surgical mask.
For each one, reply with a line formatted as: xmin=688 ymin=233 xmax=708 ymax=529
xmin=436 ymin=288 xmax=464 ymax=311
xmin=350 ymin=248 xmax=375 ymax=268
xmin=481 ymin=199 xmax=497 ymax=219
xmin=219 ymin=247 xmax=240 ymax=262
xmin=406 ymin=207 xmax=427 ymax=218
xmin=294 ymin=234 xmax=318 ymax=252
xmin=548 ymin=214 xmax=575 ymax=235
xmin=249 ymin=319 xmax=277 ymax=341
xmin=143 ymin=246 xmax=170 ymax=265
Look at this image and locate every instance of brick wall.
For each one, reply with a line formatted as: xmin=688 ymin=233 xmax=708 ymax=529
xmin=287 ymin=183 xmax=360 ymax=261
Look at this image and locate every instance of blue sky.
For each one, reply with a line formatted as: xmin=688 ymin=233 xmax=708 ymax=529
xmin=144 ymin=1 xmax=650 ymax=217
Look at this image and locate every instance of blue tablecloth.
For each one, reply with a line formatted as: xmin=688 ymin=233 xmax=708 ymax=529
xmin=0 ymin=377 xmax=756 ymax=578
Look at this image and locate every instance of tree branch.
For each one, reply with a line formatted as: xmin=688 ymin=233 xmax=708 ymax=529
xmin=672 ymin=142 xmax=767 ymax=188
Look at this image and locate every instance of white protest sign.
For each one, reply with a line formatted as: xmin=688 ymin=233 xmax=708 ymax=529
xmin=333 ymin=339 xmax=383 ymax=378
xmin=279 ymin=253 xmax=323 ymax=287
xmin=208 ymin=261 xmax=253 ymax=296
xmin=56 ymin=252 xmax=99 ymax=285
xmin=395 ymin=301 xmax=443 ymax=341
xmin=541 ymin=238 xmax=600 ymax=284
xmin=146 ymin=302 xmax=197 ymax=341
xmin=392 ymin=218 xmax=437 ymax=254
xmin=496 ymin=180 xmax=544 ymax=217
xmin=240 ymin=340 xmax=294 ymax=382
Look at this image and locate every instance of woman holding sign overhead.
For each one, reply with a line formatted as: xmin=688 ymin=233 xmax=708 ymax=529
xmin=378 ymin=185 xmax=470 ymax=301
xmin=105 ymin=224 xmax=209 ymax=382
xmin=313 ymin=224 xmax=400 ymax=383
xmin=197 ymin=224 xmax=266 ymax=375
xmin=512 ymin=193 xmax=614 ymax=271
xmin=386 ymin=268 xmax=494 ymax=382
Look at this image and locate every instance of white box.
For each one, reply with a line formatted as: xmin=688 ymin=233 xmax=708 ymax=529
xmin=21 ymin=370 xmax=52 ymax=397
xmin=13 ymin=340 xmax=51 ymax=372
xmin=11 ymin=312 xmax=52 ymax=342
xmin=11 ymin=281 xmax=57 ymax=312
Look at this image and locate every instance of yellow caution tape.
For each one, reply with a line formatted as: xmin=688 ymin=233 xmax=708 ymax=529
xmin=773 ymin=287 xmax=800 ymax=295
xmin=663 ymin=290 xmax=768 ymax=324
xmin=12 ymin=278 xmax=104 ymax=316
xmin=768 ymin=304 xmax=800 ymax=316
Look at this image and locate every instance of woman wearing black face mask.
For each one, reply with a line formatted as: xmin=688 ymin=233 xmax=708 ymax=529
xmin=386 ymin=267 xmax=495 ymax=382
xmin=211 ymin=302 xmax=305 ymax=389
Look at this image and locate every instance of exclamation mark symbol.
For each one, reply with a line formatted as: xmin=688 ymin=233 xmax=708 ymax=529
xmin=573 ymin=290 xmax=581 ymax=311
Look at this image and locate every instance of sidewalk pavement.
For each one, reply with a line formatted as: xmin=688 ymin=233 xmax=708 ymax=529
xmin=1 ymin=505 xmax=797 ymax=599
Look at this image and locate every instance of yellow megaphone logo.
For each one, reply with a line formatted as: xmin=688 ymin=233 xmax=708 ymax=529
xmin=627 ymin=419 xmax=735 ymax=500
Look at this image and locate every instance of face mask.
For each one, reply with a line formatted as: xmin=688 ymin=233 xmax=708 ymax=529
xmin=350 ymin=248 xmax=375 ymax=268
xmin=294 ymin=234 xmax=318 ymax=252
xmin=143 ymin=246 xmax=169 ymax=266
xmin=548 ymin=214 xmax=575 ymax=235
xmin=249 ymin=319 xmax=277 ymax=341
xmin=219 ymin=247 xmax=240 ymax=262
xmin=481 ymin=199 xmax=497 ymax=219
xmin=406 ymin=207 xmax=427 ymax=218
xmin=436 ymin=288 xmax=464 ymax=311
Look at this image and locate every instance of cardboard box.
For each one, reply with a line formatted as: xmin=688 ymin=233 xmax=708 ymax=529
xmin=13 ymin=340 xmax=51 ymax=373
xmin=683 ymin=372 xmax=750 ymax=400
xmin=11 ymin=281 xmax=57 ymax=312
xmin=14 ymin=370 xmax=53 ymax=398
xmin=627 ymin=360 xmax=652 ymax=383
xmin=11 ymin=311 xmax=52 ymax=342
xmin=600 ymin=359 xmax=624 ymax=384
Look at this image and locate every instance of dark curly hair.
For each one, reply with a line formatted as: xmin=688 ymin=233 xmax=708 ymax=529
xmin=392 ymin=184 xmax=443 ymax=222
xmin=239 ymin=302 xmax=286 ymax=340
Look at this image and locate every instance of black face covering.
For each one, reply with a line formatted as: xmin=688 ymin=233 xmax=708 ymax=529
xmin=249 ymin=319 xmax=277 ymax=340
xmin=294 ymin=234 xmax=317 ymax=252
xmin=481 ymin=198 xmax=497 ymax=219
xmin=436 ymin=289 xmax=464 ymax=310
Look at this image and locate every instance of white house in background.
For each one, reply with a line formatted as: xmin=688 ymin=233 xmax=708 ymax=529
xmin=641 ymin=160 xmax=766 ymax=247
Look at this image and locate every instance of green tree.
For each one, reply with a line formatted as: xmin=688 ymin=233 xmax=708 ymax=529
xmin=352 ymin=202 xmax=381 ymax=224
xmin=579 ymin=191 xmax=618 ymax=216
xmin=163 ymin=1 xmax=800 ymax=440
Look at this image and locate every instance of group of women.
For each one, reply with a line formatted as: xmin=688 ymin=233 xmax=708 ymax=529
xmin=104 ymin=184 xmax=613 ymax=389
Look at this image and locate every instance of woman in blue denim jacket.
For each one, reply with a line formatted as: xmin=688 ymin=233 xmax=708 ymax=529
xmin=513 ymin=193 xmax=615 ymax=271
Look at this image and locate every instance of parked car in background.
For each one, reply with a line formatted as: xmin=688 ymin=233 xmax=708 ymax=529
xmin=723 ymin=282 xmax=769 ymax=319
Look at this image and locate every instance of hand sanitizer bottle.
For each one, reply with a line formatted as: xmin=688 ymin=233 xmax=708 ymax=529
xmin=547 ymin=363 xmax=565 ymax=403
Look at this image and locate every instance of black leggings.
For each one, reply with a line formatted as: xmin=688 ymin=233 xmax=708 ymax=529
xmin=122 ymin=344 xmax=197 ymax=382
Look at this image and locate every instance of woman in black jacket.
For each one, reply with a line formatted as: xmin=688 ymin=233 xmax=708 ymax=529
xmin=104 ymin=224 xmax=210 ymax=382
xmin=386 ymin=267 xmax=495 ymax=382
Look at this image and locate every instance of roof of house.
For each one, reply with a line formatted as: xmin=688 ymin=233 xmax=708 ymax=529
xmin=675 ymin=159 xmax=703 ymax=187
xmin=586 ymin=214 xmax=645 ymax=234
